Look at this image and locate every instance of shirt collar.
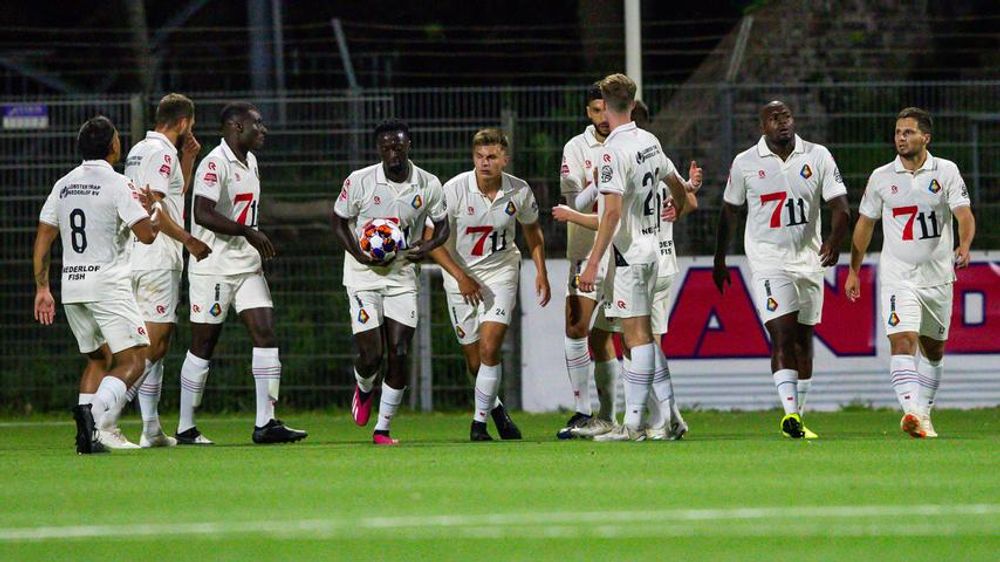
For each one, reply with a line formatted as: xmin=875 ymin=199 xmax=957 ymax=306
xmin=583 ymin=125 xmax=603 ymax=148
xmin=893 ymin=152 xmax=936 ymax=174
xmin=145 ymin=131 xmax=178 ymax=155
xmin=756 ymin=134 xmax=804 ymax=158
xmin=376 ymin=161 xmax=415 ymax=186
xmin=467 ymin=170 xmax=507 ymax=199
xmin=220 ymin=138 xmax=252 ymax=167
xmin=604 ymin=121 xmax=637 ymax=143
xmin=81 ymin=159 xmax=114 ymax=170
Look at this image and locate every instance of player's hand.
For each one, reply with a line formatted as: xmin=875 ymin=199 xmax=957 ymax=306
xmin=712 ymin=260 xmax=731 ymax=294
xmin=845 ymin=269 xmax=861 ymax=302
xmin=34 ymin=288 xmax=55 ymax=325
xmin=138 ymin=184 xmax=156 ymax=214
xmin=184 ymin=235 xmax=212 ymax=261
xmin=687 ymin=160 xmax=703 ymax=192
xmin=457 ymin=274 xmax=483 ymax=306
xmin=661 ymin=197 xmax=678 ymax=222
xmin=181 ymin=133 xmax=201 ymax=160
xmin=245 ymin=229 xmax=276 ymax=260
xmin=405 ymin=239 xmax=431 ymax=262
xmin=578 ymin=262 xmax=599 ymax=294
xmin=954 ymin=245 xmax=971 ymax=269
xmin=818 ymin=241 xmax=839 ymax=267
xmin=536 ymin=273 xmax=551 ymax=307
xmin=552 ymin=204 xmax=575 ymax=223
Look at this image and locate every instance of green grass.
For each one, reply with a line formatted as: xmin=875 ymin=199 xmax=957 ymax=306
xmin=1 ymin=409 xmax=997 ymax=561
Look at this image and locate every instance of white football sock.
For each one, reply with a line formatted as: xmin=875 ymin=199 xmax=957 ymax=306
xmin=91 ymin=376 xmax=127 ymax=431
xmin=78 ymin=393 xmax=94 ymax=405
xmin=374 ymin=383 xmax=405 ymax=432
xmin=138 ymin=359 xmax=164 ymax=435
xmin=178 ymin=351 xmax=210 ymax=433
xmin=797 ymin=378 xmax=812 ymax=415
xmin=890 ymin=354 xmax=920 ymax=413
xmin=645 ymin=394 xmax=664 ymax=429
xmin=916 ymin=357 xmax=942 ymax=415
xmin=564 ymin=336 xmax=592 ymax=415
xmin=355 ymin=368 xmax=376 ymax=393
xmin=594 ymin=359 xmax=618 ymax=421
xmin=473 ymin=363 xmax=501 ymax=423
xmin=772 ymin=369 xmax=799 ymax=415
xmin=617 ymin=357 xmax=628 ymax=418
xmin=252 ymin=347 xmax=280 ymax=427
xmin=649 ymin=345 xmax=674 ymax=429
xmin=623 ymin=343 xmax=654 ymax=431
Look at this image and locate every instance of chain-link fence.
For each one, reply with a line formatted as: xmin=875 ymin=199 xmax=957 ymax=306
xmin=2 ymin=81 xmax=998 ymax=412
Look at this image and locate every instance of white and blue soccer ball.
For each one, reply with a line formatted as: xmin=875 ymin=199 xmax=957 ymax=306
xmin=358 ymin=218 xmax=407 ymax=263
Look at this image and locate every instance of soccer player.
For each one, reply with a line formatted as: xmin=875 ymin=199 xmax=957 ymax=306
xmin=177 ymin=102 xmax=307 ymax=445
xmin=714 ymin=100 xmax=850 ymax=439
xmin=578 ymin=73 xmax=697 ymax=441
xmin=100 ymin=93 xmax=211 ymax=448
xmin=332 ymin=119 xmax=450 ymax=445
xmin=556 ymin=82 xmax=619 ymax=438
xmin=32 ymin=115 xmax=159 ymax=454
xmin=846 ymin=107 xmax=975 ymax=438
xmin=429 ymin=128 xmax=550 ymax=441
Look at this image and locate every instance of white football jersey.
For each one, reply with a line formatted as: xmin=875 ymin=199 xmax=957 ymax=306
xmin=334 ymin=161 xmax=446 ymax=289
xmin=440 ymin=170 xmax=539 ymax=291
xmin=560 ymin=125 xmax=602 ymax=261
xmin=38 ymin=160 xmax=149 ymax=304
xmin=859 ymin=153 xmax=971 ymax=288
xmin=125 ymin=131 xmax=184 ymax=271
xmin=724 ymin=135 xmax=847 ymax=274
xmin=189 ymin=139 xmax=262 ymax=276
xmin=597 ymin=122 xmax=675 ymax=266
xmin=655 ymin=181 xmax=678 ymax=278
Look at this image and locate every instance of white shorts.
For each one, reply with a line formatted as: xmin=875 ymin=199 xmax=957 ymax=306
xmin=347 ymin=286 xmax=417 ymax=334
xmin=64 ymin=299 xmax=150 ymax=354
xmin=881 ymin=284 xmax=953 ymax=340
xmin=132 ymin=269 xmax=181 ymax=324
xmin=651 ymin=274 xmax=675 ymax=336
xmin=566 ymin=254 xmax=609 ymax=301
xmin=750 ymin=270 xmax=824 ymax=326
xmin=446 ymin=279 xmax=518 ymax=345
xmin=189 ymin=272 xmax=273 ymax=324
xmin=605 ymin=262 xmax=658 ymax=319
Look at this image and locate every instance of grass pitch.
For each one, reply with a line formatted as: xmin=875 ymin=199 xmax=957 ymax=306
xmin=0 ymin=408 xmax=997 ymax=561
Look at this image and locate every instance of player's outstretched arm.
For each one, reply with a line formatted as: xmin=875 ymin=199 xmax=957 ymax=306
xmin=147 ymin=190 xmax=211 ymax=260
xmin=32 ymin=222 xmax=59 ymax=325
xmin=820 ymin=195 xmax=851 ymax=267
xmin=953 ymin=206 xmax=975 ymax=269
xmin=712 ymin=202 xmax=742 ymax=293
xmin=845 ymin=214 xmax=876 ymax=302
xmin=194 ymin=195 xmax=275 ymax=259
xmin=522 ymin=221 xmax=550 ymax=306
xmin=551 ymin=204 xmax=599 ymax=231
xmin=406 ymin=217 xmax=450 ymax=262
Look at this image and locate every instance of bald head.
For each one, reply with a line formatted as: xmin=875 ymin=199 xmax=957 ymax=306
xmin=759 ymin=100 xmax=795 ymax=145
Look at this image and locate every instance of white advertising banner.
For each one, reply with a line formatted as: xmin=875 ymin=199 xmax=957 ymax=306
xmin=519 ymin=253 xmax=999 ymax=412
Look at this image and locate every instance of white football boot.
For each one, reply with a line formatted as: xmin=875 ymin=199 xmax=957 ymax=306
xmin=140 ymin=431 xmax=178 ymax=448
xmin=570 ymin=417 xmax=616 ymax=438
xmin=97 ymin=427 xmax=141 ymax=449
xmin=593 ymin=424 xmax=646 ymax=442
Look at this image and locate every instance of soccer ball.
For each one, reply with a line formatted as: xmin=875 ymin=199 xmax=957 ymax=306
xmin=358 ymin=218 xmax=407 ymax=263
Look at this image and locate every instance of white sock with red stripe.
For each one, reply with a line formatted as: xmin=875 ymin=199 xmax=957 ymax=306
xmin=890 ymin=354 xmax=919 ymax=413
xmin=474 ymin=363 xmax=501 ymax=423
xmin=252 ymin=347 xmax=280 ymax=427
xmin=623 ymin=343 xmax=654 ymax=431
xmin=916 ymin=357 xmax=942 ymax=415
xmin=796 ymin=378 xmax=812 ymax=415
xmin=772 ymin=369 xmax=799 ymax=415
xmin=178 ymin=351 xmax=210 ymax=433
xmin=563 ymin=336 xmax=592 ymax=415
xmin=649 ymin=345 xmax=674 ymax=429
xmin=375 ymin=383 xmax=405 ymax=432
xmin=91 ymin=376 xmax=127 ymax=431
xmin=139 ymin=359 xmax=164 ymax=435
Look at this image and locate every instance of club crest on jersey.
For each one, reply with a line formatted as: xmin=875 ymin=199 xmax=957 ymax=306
xmin=888 ymin=295 xmax=899 ymax=326
xmin=600 ymin=165 xmax=612 ymax=183
xmin=800 ymin=164 xmax=813 ymax=179
xmin=411 ymin=194 xmax=423 ymax=209
xmin=357 ymin=308 xmax=370 ymax=324
xmin=929 ymin=179 xmax=942 ymax=194
xmin=209 ymin=303 xmax=222 ymax=317
xmin=767 ymin=297 xmax=778 ymax=312
xmin=505 ymin=201 xmax=516 ymax=216
xmin=455 ymin=325 xmax=466 ymax=339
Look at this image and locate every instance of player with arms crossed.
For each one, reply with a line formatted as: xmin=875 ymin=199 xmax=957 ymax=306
xmin=714 ymin=101 xmax=850 ymax=439
xmin=578 ymin=73 xmax=697 ymax=441
xmin=32 ymin=116 xmax=159 ymax=453
xmin=430 ymin=129 xmax=550 ymax=441
xmin=96 ymin=93 xmax=211 ymax=448
xmin=177 ymin=102 xmax=307 ymax=445
xmin=846 ymin=107 xmax=975 ymax=438
xmin=332 ymin=119 xmax=450 ymax=445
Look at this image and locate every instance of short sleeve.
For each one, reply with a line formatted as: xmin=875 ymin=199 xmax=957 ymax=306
xmin=517 ymin=186 xmax=540 ymax=224
xmin=193 ymin=156 xmax=226 ymax=203
xmin=722 ymin=162 xmax=747 ymax=206
xmin=424 ymin=176 xmax=447 ymax=222
xmin=333 ymin=173 xmax=360 ymax=219
xmin=38 ymin=186 xmax=60 ymax=226
xmin=560 ymin=141 xmax=586 ymax=196
xmin=658 ymin=152 xmax=677 ymax=183
xmin=945 ymin=166 xmax=972 ymax=211
xmin=857 ymin=174 xmax=883 ymax=220
xmin=115 ymin=179 xmax=150 ymax=227
xmin=140 ymin=149 xmax=173 ymax=196
xmin=597 ymin=148 xmax=626 ymax=196
xmin=818 ymin=147 xmax=848 ymax=202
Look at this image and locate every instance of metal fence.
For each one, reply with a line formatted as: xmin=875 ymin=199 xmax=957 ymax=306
xmin=2 ymin=81 xmax=998 ymax=412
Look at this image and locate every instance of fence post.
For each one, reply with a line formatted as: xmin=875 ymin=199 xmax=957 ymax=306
xmin=501 ymin=108 xmax=516 ymax=174
xmin=130 ymin=94 xmax=145 ymax=147
xmin=417 ymin=267 xmax=435 ymax=412
xmin=498 ymin=107 xmax=522 ymax=409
